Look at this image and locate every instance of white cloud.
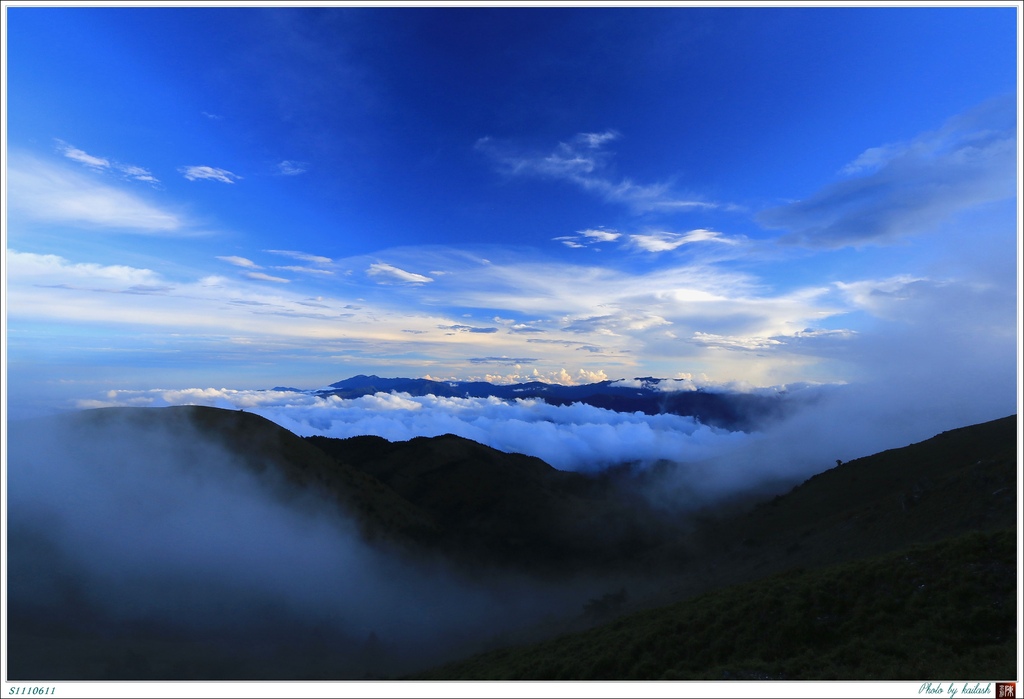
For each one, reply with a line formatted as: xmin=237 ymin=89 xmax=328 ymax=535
xmin=179 ymin=165 xmax=241 ymax=183
xmin=576 ymin=130 xmax=619 ymax=149
xmin=265 ymin=249 xmax=333 ymax=265
xmin=554 ymin=237 xmax=586 ymax=249
xmin=244 ymin=271 xmax=290 ymax=284
xmin=554 ymin=228 xmax=623 ymax=249
xmin=58 ymin=142 xmax=110 ymax=169
xmin=476 ymin=132 xmax=717 ymax=212
xmin=562 ymin=311 xmax=671 ymax=336
xmin=839 ymin=144 xmax=901 ymax=176
xmin=367 ymin=263 xmax=434 ymax=284
xmin=833 ymin=275 xmax=925 ymax=316
xmin=691 ymin=331 xmax=786 ymax=351
xmin=7 ymin=250 xmax=164 ymax=287
xmin=56 ymin=140 xmax=160 ymax=184
xmin=556 ymin=227 xmax=741 ymax=255
xmin=74 ymin=388 xmax=748 ymax=474
xmin=578 ymin=228 xmax=621 ymax=243
xmin=277 ymin=160 xmax=307 ymax=176
xmin=217 ymin=256 xmax=262 ymax=269
xmin=275 ymin=266 xmax=335 ymax=276
xmin=759 ymin=95 xmax=1017 ymax=248
xmin=629 ymin=229 xmax=735 ymax=253
xmin=7 ymin=153 xmax=182 ymax=232
xmin=117 ymin=164 xmax=159 ymax=184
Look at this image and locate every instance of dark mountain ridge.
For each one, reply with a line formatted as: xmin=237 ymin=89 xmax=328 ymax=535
xmin=306 ymin=432 xmax=675 ymax=573
xmin=60 ymin=406 xmax=443 ymax=548
xmin=316 ymin=373 xmax=797 ymax=431
xmin=412 ymin=415 xmax=1019 ymax=680
xmin=632 ymin=413 xmax=1018 ymax=604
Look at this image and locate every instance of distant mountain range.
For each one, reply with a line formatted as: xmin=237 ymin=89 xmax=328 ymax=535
xmin=298 ymin=374 xmax=801 ymax=431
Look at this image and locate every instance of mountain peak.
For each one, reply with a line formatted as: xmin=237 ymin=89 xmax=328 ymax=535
xmin=317 ymin=374 xmax=785 ymax=431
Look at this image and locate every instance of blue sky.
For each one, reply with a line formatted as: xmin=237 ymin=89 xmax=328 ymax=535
xmin=3 ymin=5 xmax=1020 ymax=417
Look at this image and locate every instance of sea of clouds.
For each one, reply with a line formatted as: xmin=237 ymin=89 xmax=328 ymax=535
xmin=72 ymin=372 xmax=1017 ymax=510
xmin=8 ymin=368 xmax=1016 ymax=679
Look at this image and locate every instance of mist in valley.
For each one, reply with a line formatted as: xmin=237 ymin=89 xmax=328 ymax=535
xmin=6 ymin=413 xmax=626 ymax=679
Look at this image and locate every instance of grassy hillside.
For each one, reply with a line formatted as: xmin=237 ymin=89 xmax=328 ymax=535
xmin=307 ymin=433 xmax=675 ymax=572
xmin=639 ymin=415 xmax=1019 ymax=604
xmin=414 ymin=528 xmax=1018 ymax=680
xmin=64 ymin=406 xmax=442 ymax=548
xmin=413 ymin=414 xmax=1020 ymax=679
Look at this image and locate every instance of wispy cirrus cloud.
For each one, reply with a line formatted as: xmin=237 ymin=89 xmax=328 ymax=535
xmin=275 ymin=266 xmax=335 ymax=276
xmin=8 ymin=153 xmax=182 ymax=232
xmin=553 ymin=228 xmax=622 ymax=249
xmin=555 ymin=227 xmax=742 ymax=255
xmin=476 ymin=131 xmax=717 ymax=212
xmin=117 ymin=165 xmax=159 ymax=184
xmin=758 ymin=95 xmax=1017 ymax=248
xmin=217 ymin=256 xmax=262 ymax=269
xmin=59 ymin=142 xmax=109 ymax=169
xmin=367 ymin=263 xmax=434 ymax=284
xmin=179 ymin=165 xmax=241 ymax=183
xmin=245 ymin=271 xmax=290 ymax=284
xmin=55 ymin=140 xmax=160 ymax=184
xmin=264 ymin=250 xmax=334 ymax=265
xmin=628 ymin=229 xmax=738 ymax=253
xmin=277 ymin=160 xmax=307 ymax=176
xmin=561 ymin=311 xmax=671 ymax=336
xmin=217 ymin=255 xmax=323 ymax=282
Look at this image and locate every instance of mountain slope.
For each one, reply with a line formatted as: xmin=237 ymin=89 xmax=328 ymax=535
xmin=7 ymin=406 xmax=1017 ymax=681
xmin=306 ymin=433 xmax=674 ymax=572
xmin=411 ymin=414 xmax=1019 ymax=679
xmin=646 ymin=414 xmax=1019 ymax=601
xmin=44 ymin=406 xmax=442 ymax=548
xmin=414 ymin=528 xmax=1017 ymax=680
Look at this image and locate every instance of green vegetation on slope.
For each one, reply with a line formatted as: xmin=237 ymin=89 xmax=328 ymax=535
xmin=306 ymin=433 xmax=676 ymax=573
xmin=415 ymin=528 xmax=1018 ymax=680
xmin=64 ymin=406 xmax=443 ymax=547
xmin=640 ymin=415 xmax=1018 ymax=604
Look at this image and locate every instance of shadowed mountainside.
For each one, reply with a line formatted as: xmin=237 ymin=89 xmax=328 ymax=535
xmin=631 ymin=414 xmax=1019 ymax=603
xmin=414 ymin=528 xmax=1017 ymax=680
xmin=5 ymin=406 xmax=1018 ymax=680
xmin=411 ymin=414 xmax=1019 ymax=679
xmin=306 ymin=433 xmax=677 ymax=573
xmin=65 ymin=406 xmax=444 ymax=549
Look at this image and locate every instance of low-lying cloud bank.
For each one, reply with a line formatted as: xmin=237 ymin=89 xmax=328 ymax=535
xmin=73 ymin=370 xmax=1016 ymax=511
xmin=9 ymin=364 xmax=1015 ymax=679
xmin=6 ymin=414 xmax=592 ymax=678
xmin=81 ymin=387 xmax=765 ymax=471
